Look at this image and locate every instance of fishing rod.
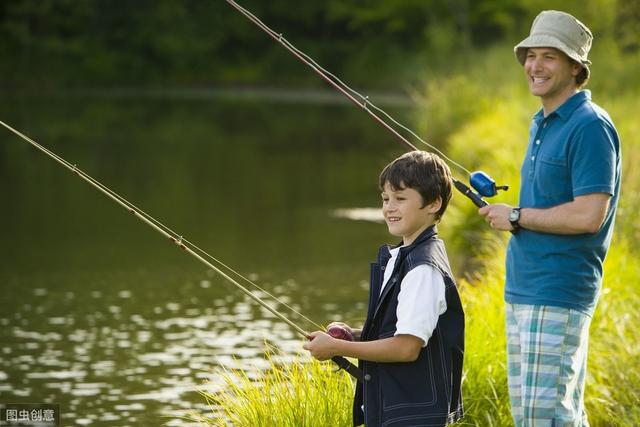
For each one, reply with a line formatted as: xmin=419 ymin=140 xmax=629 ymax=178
xmin=225 ymin=0 xmax=509 ymax=207
xmin=0 ymin=119 xmax=363 ymax=382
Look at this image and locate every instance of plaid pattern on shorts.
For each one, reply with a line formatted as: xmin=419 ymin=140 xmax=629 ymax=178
xmin=506 ymin=303 xmax=591 ymax=427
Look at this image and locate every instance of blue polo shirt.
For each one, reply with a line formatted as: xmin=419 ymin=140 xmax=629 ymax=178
xmin=505 ymin=90 xmax=621 ymax=316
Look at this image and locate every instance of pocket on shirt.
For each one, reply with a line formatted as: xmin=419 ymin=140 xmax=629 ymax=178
xmin=536 ymin=154 xmax=572 ymax=203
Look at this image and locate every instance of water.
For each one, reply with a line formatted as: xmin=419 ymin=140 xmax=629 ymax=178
xmin=0 ymin=92 xmax=410 ymax=425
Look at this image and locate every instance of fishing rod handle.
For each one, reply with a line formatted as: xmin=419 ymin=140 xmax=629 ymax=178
xmin=331 ymin=356 xmax=364 ymax=382
xmin=453 ymin=179 xmax=488 ymax=208
xmin=467 ymin=192 xmax=489 ymax=208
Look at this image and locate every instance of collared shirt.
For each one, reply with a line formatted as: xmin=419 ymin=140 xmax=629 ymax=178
xmin=506 ymin=90 xmax=621 ymax=316
xmin=381 ymin=246 xmax=447 ymax=346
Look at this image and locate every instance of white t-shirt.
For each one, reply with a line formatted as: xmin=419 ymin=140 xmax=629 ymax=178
xmin=381 ymin=246 xmax=447 ymax=347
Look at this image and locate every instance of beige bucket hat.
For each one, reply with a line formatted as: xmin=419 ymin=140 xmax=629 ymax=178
xmin=514 ymin=10 xmax=592 ymax=77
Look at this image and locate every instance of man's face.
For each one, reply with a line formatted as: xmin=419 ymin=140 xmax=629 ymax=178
xmin=524 ymin=47 xmax=581 ymax=102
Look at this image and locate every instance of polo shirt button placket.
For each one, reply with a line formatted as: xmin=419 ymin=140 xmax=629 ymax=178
xmin=531 ymin=139 xmax=540 ymax=163
xmin=530 ymin=126 xmax=543 ymax=177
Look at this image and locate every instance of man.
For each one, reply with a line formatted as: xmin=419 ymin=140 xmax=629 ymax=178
xmin=479 ymin=10 xmax=621 ymax=426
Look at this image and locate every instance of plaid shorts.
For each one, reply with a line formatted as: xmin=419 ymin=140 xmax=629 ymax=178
xmin=506 ymin=303 xmax=591 ymax=427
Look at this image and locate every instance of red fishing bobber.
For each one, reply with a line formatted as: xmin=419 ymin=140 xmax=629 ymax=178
xmin=327 ymin=325 xmax=354 ymax=341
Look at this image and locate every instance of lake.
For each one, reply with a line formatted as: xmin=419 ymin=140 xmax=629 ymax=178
xmin=0 ymin=90 xmax=413 ymax=426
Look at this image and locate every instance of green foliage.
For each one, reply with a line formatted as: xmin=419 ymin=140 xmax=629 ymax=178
xmin=189 ymin=348 xmax=354 ymax=427
xmin=0 ymin=0 xmax=636 ymax=88
xmin=602 ymin=92 xmax=640 ymax=242
xmin=455 ymin=241 xmax=512 ymax=426
xmin=587 ymin=238 xmax=640 ymax=425
xmin=412 ymin=75 xmax=491 ymax=146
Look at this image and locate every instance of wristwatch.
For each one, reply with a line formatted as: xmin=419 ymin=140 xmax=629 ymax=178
xmin=509 ymin=207 xmax=521 ymax=233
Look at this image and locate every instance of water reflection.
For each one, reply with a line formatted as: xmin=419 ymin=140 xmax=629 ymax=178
xmin=332 ymin=207 xmax=384 ymax=223
xmin=2 ymin=274 xmax=368 ymax=425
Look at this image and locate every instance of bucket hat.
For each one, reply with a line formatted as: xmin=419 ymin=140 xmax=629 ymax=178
xmin=514 ymin=10 xmax=592 ymax=77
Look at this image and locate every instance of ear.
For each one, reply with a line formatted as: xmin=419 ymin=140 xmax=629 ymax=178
xmin=571 ymin=62 xmax=582 ymax=77
xmin=425 ymin=197 xmax=442 ymax=214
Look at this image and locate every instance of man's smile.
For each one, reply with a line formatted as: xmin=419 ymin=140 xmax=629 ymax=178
xmin=531 ymin=76 xmax=550 ymax=85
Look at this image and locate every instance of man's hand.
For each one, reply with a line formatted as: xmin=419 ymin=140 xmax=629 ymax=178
xmin=479 ymin=203 xmax=514 ymax=231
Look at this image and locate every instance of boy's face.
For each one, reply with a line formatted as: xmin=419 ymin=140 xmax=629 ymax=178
xmin=381 ymin=182 xmax=440 ymax=246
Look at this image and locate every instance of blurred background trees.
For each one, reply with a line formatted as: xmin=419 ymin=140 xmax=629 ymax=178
xmin=1 ymin=0 xmax=637 ymax=89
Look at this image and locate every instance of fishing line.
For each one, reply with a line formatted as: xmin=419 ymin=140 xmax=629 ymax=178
xmin=1 ymin=120 xmax=364 ymax=380
xmin=226 ymin=0 xmax=471 ymax=176
xmin=0 ymin=119 xmax=323 ymax=333
xmin=225 ymin=0 xmax=508 ymax=207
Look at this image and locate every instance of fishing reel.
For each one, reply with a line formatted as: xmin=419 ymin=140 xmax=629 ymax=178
xmin=470 ymin=171 xmax=509 ymax=198
xmin=453 ymin=171 xmax=508 ymax=208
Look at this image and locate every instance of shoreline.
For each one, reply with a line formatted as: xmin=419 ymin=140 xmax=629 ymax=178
xmin=0 ymin=85 xmax=415 ymax=107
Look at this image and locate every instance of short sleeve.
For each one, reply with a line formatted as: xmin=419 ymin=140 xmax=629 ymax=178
xmin=570 ymin=119 xmax=618 ymax=197
xmin=394 ymin=264 xmax=447 ymax=347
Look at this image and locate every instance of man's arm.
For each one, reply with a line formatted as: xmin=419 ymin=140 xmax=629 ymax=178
xmin=479 ymin=193 xmax=611 ymax=234
xmin=303 ymin=332 xmax=423 ymax=363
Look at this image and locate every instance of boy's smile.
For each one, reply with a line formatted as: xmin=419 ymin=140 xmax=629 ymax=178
xmin=381 ymin=182 xmax=439 ymax=246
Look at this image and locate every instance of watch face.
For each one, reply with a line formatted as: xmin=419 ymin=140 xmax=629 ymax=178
xmin=509 ymin=210 xmax=519 ymax=222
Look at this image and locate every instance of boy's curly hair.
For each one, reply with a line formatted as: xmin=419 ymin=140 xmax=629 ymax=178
xmin=379 ymin=151 xmax=452 ymax=222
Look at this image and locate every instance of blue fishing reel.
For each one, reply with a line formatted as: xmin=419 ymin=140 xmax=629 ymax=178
xmin=469 ymin=171 xmax=509 ymax=198
xmin=453 ymin=171 xmax=508 ymax=208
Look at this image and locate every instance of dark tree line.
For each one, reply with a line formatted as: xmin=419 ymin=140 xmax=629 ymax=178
xmin=0 ymin=0 xmax=637 ymax=89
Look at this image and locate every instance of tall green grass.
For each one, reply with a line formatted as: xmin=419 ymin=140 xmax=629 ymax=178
xmin=187 ymin=347 xmax=353 ymax=427
xmin=586 ymin=239 xmax=640 ymax=424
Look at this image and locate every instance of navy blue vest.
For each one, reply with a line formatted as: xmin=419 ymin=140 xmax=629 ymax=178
xmin=353 ymin=225 xmax=464 ymax=426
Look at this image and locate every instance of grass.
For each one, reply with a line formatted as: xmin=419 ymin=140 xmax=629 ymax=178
xmin=186 ymin=346 xmax=353 ymax=427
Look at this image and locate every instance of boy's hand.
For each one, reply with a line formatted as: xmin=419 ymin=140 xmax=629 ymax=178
xmin=327 ymin=322 xmax=352 ymax=333
xmin=303 ymin=331 xmax=337 ymax=361
xmin=327 ymin=322 xmax=361 ymax=340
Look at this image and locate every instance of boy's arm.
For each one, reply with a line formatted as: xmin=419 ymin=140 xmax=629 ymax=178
xmin=303 ymin=332 xmax=423 ymax=363
xmin=305 ymin=265 xmax=446 ymax=362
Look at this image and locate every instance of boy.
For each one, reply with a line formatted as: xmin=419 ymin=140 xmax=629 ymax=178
xmin=304 ymin=151 xmax=464 ymax=426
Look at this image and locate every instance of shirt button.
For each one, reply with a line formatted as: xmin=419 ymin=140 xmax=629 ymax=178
xmin=531 ymin=156 xmax=535 ymax=161
xmin=364 ymin=374 xmax=372 ymax=381
xmin=535 ymin=139 xmax=541 ymax=145
xmin=543 ymin=122 xmax=547 ymax=128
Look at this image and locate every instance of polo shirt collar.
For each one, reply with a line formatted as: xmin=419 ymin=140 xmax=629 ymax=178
xmin=534 ymin=90 xmax=591 ymax=122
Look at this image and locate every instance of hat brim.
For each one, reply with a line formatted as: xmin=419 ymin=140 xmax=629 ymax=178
xmin=514 ymin=34 xmax=592 ymax=68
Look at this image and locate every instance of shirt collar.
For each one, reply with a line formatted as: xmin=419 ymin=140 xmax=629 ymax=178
xmin=388 ymin=224 xmax=437 ymax=253
xmin=533 ymin=90 xmax=591 ymax=123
